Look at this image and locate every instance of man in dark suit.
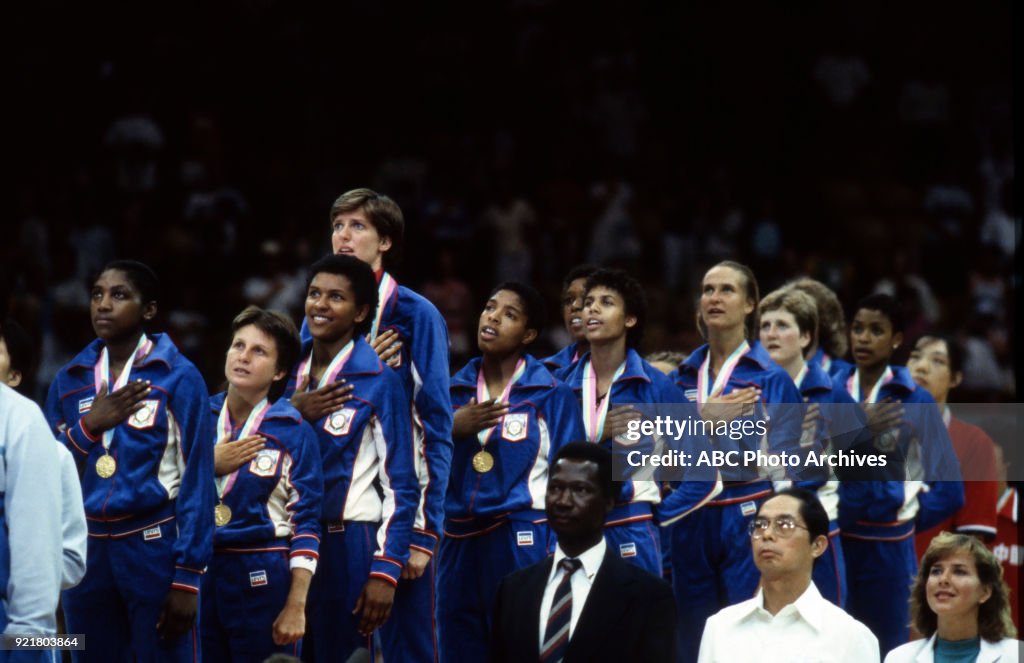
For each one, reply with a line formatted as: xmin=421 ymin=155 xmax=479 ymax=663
xmin=490 ymin=442 xmax=677 ymax=663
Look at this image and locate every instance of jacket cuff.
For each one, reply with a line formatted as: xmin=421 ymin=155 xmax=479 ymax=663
xmin=66 ymin=419 xmax=100 ymax=455
xmin=289 ymin=533 xmax=320 ymax=560
xmin=171 ymin=565 xmax=203 ymax=593
xmin=369 ymin=557 xmax=404 ymax=587
xmin=410 ymin=529 xmax=439 ymax=555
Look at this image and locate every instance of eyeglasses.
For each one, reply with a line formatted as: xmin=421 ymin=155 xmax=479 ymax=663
xmin=747 ymin=516 xmax=808 ymax=539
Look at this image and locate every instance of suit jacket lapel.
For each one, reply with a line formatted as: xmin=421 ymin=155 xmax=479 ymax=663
xmin=565 ymin=549 xmax=631 ymax=662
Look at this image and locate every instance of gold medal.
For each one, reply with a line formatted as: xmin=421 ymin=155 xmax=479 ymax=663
xmin=95 ymin=453 xmax=117 ymax=478
xmin=214 ymin=502 xmax=232 ymax=526
xmin=472 ymin=450 xmax=495 ymax=473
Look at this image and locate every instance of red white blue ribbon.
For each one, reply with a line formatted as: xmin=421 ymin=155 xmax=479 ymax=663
xmin=93 ymin=334 xmax=153 ymax=453
xmin=215 ymin=397 xmax=271 ymax=499
xmin=475 ymin=357 xmax=527 ymax=447
xmin=582 ymin=359 xmax=626 ymax=442
xmin=296 ymin=339 xmax=355 ymax=392
xmin=697 ymin=340 xmax=750 ymax=405
xmin=367 ymin=272 xmax=398 ymax=341
xmin=846 ymin=366 xmax=893 ymax=404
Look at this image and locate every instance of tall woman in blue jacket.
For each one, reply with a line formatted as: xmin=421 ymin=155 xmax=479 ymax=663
xmin=665 ymin=260 xmax=807 ymax=663
xmin=203 ymin=306 xmax=322 ymax=662
xmin=44 ymin=260 xmax=214 ymax=663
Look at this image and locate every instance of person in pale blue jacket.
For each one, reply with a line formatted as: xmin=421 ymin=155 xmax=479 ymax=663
xmin=0 ymin=382 xmax=63 ymax=663
xmin=885 ymin=532 xmax=1019 ymax=663
xmin=1 ymin=318 xmax=86 ymax=593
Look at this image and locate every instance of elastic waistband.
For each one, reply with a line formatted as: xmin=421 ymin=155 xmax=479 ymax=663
xmin=86 ymin=501 xmax=176 ymax=538
xmin=444 ymin=510 xmax=547 ymax=538
xmin=322 ymin=519 xmax=377 ymax=534
xmin=708 ymin=481 xmax=773 ymax=506
xmin=841 ymin=519 xmax=915 ymax=541
xmin=605 ymin=502 xmax=653 ymax=527
xmin=214 ymin=540 xmax=290 ymax=555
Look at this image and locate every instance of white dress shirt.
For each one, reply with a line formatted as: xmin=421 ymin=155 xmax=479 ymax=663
xmin=538 ymin=538 xmax=607 ymax=651
xmin=697 ymin=581 xmax=880 ymax=663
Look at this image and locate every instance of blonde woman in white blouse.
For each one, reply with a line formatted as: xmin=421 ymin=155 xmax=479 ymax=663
xmin=885 ymin=531 xmax=1019 ymax=663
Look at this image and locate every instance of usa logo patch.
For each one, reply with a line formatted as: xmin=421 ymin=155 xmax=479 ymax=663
xmin=143 ymin=526 xmax=162 ymax=541
xmin=684 ymin=389 xmax=698 ymax=402
xmin=516 ymin=530 xmax=534 ymax=546
xmin=502 ymin=413 xmax=529 ymax=442
xmin=619 ymin=542 xmax=637 ymax=558
xmin=740 ymin=501 xmax=757 ymax=517
xmin=78 ymin=397 xmax=94 ymax=413
xmin=127 ymin=399 xmax=160 ymax=430
xmin=249 ymin=570 xmax=268 ymax=587
xmin=323 ymin=407 xmax=356 ymax=437
xmin=249 ymin=448 xmax=281 ymax=477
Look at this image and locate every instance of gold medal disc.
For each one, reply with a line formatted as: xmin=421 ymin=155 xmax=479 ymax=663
xmin=95 ymin=453 xmax=117 ymax=478
xmin=214 ymin=502 xmax=233 ymax=527
xmin=472 ymin=450 xmax=495 ymax=473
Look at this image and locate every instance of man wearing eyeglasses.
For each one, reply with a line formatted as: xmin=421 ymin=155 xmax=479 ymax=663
xmin=696 ymin=488 xmax=880 ymax=663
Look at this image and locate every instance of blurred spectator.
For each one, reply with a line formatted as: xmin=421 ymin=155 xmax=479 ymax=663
xmin=813 ymin=54 xmax=870 ymax=107
xmin=421 ymin=248 xmax=474 ymax=367
xmin=241 ymin=240 xmax=308 ymax=315
xmin=482 ymin=183 xmax=537 ymax=282
xmin=586 ymin=178 xmax=641 ymax=266
xmin=103 ymin=114 xmax=164 ymax=193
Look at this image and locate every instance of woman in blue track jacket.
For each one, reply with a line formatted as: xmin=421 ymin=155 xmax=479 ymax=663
xmin=286 ymin=255 xmax=419 ymax=663
xmin=44 ymin=260 xmax=214 ymax=663
xmin=202 ymin=306 xmax=323 ymax=663
xmin=438 ymin=282 xmax=584 ymax=663
xmin=837 ymin=293 xmax=963 ymax=656
xmin=665 ymin=261 xmax=809 ymax=663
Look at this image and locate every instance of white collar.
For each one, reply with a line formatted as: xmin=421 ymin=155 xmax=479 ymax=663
xmin=550 ymin=538 xmax=606 ymax=584
xmin=737 ymin=580 xmax=826 ymax=632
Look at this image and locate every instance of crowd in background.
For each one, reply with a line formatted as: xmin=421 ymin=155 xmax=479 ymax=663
xmin=7 ymin=2 xmax=1015 ymax=408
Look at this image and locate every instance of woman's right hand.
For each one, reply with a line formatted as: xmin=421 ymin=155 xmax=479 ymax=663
xmin=290 ymin=376 xmax=355 ymax=422
xmin=700 ymin=386 xmax=761 ymax=425
xmin=81 ymin=379 xmax=152 ymax=435
xmin=214 ymin=434 xmax=265 ymax=476
xmin=452 ymin=398 xmax=509 ymax=437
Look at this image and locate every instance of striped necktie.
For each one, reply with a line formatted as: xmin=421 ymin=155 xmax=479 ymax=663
xmin=540 ymin=557 xmax=583 ymax=663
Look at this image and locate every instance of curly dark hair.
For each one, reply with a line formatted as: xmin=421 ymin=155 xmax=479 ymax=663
xmin=583 ymin=268 xmax=647 ymax=349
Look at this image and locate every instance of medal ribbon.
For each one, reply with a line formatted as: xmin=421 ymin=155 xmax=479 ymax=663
xmin=794 ymin=363 xmax=809 ymax=390
xmin=296 ymin=339 xmax=355 ymax=392
xmin=367 ymin=272 xmax=398 ymax=341
xmin=846 ymin=366 xmax=894 ymax=403
xmin=697 ymin=340 xmax=750 ymax=405
xmin=582 ymin=359 xmax=627 ymax=442
xmin=215 ymin=397 xmax=271 ymax=499
xmin=820 ymin=352 xmax=832 ymax=373
xmin=475 ymin=357 xmax=527 ymax=447
xmin=93 ymin=334 xmax=153 ymax=453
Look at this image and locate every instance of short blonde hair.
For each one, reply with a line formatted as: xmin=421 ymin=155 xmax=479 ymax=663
xmin=910 ymin=532 xmax=1017 ymax=641
xmin=329 ymin=188 xmax=405 ymax=267
xmin=786 ymin=277 xmax=848 ymax=358
xmin=759 ymin=288 xmax=819 ymax=355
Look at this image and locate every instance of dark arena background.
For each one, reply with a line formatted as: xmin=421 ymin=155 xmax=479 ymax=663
xmin=8 ymin=2 xmax=1015 ymax=402
xmin=4 ymin=3 xmax=1021 ymax=662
